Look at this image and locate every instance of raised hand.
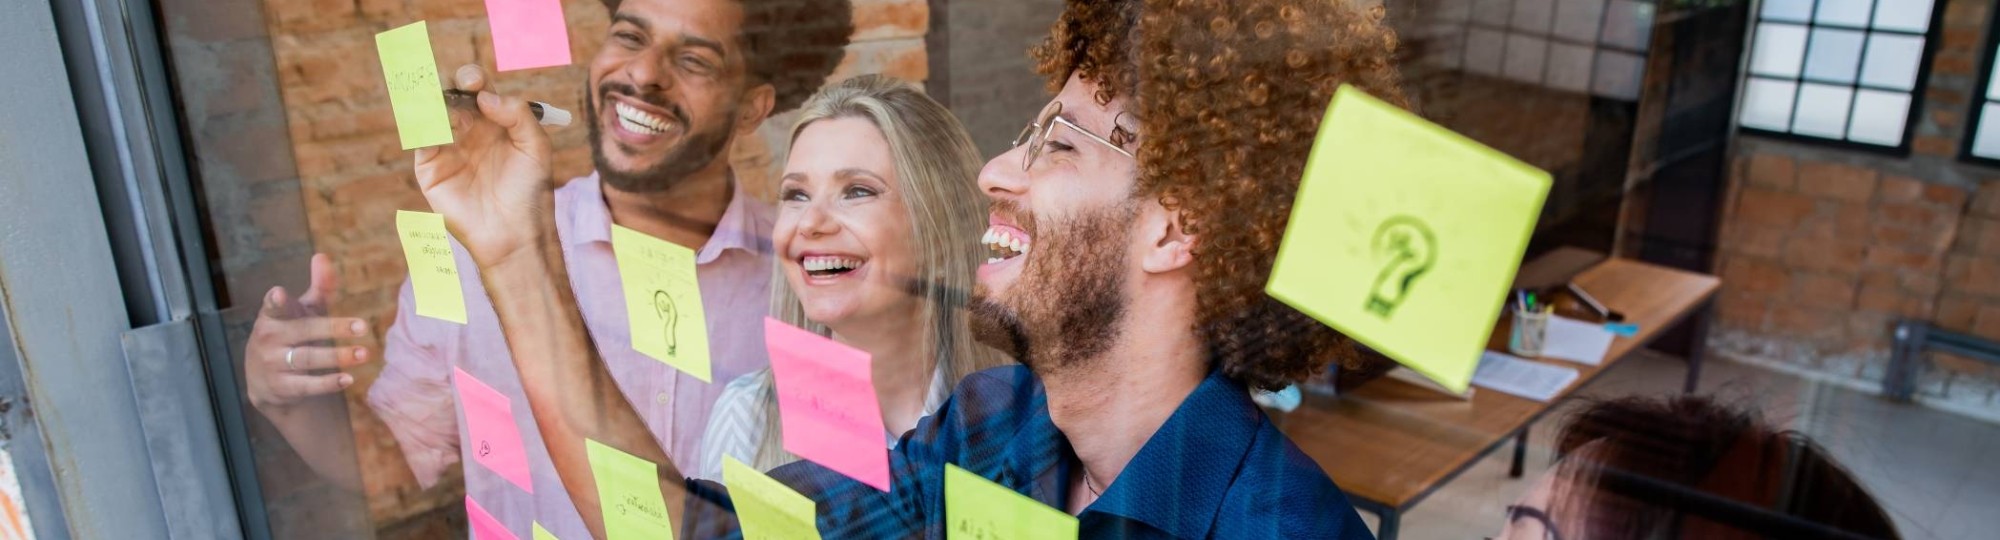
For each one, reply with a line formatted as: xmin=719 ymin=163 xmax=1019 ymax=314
xmin=246 ymin=254 xmax=371 ymax=412
xmin=412 ymin=64 xmax=558 ymax=270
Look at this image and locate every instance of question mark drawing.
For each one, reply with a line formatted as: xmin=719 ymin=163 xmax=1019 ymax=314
xmin=1365 ymin=216 xmax=1438 ymax=318
xmin=654 ymin=290 xmax=678 ymax=357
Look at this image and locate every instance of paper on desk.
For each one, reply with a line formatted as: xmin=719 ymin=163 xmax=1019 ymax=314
xmin=765 ymin=317 xmax=891 ymax=491
xmin=722 ymin=456 xmax=822 ymax=540
xmin=585 ymin=439 xmax=674 ymax=539
xmin=484 ymin=0 xmax=572 ymax=71
xmin=1471 ymin=352 xmax=1578 ymax=402
xmin=1542 ymin=316 xmax=1614 ymax=365
xmin=1266 ymin=85 xmax=1551 ymax=394
xmin=397 ymin=210 xmax=468 ymax=324
xmin=467 ymin=495 xmax=518 ymax=540
xmin=945 ymin=464 xmax=1079 ymax=540
xmin=375 ymin=22 xmax=453 ymax=149
xmin=613 ymin=225 xmax=712 ymax=381
xmin=453 ymin=367 xmax=534 ymax=493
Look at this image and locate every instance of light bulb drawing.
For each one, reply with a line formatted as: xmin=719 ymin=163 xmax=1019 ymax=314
xmin=1365 ymin=215 xmax=1437 ymax=318
xmin=654 ymin=290 xmax=679 ymax=357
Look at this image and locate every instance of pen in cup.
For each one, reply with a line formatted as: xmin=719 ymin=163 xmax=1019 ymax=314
xmin=443 ymin=89 xmax=572 ymax=127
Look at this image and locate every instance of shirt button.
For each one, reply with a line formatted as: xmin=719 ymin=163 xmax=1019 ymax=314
xmin=655 ymin=392 xmax=670 ymax=404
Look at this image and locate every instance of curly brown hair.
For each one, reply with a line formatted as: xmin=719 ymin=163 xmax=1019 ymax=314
xmin=1032 ymin=0 xmax=1408 ymax=390
xmin=601 ymin=0 xmax=853 ymax=115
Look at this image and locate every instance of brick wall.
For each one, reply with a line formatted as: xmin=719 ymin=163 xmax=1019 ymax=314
xmin=251 ymin=0 xmax=930 ymax=531
xmin=928 ymin=0 xmax=1061 ymax=157
xmin=1711 ymin=0 xmax=2000 ymax=411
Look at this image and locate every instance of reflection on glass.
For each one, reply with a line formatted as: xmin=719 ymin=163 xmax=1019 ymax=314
xmin=1546 ymin=43 xmax=1596 ymax=93
xmin=1467 ymin=28 xmax=1510 ymax=76
xmin=1552 ymin=0 xmax=1605 ymax=42
xmin=1762 ymin=0 xmax=1816 ymax=22
xmin=1751 ymin=23 xmax=1809 ymax=78
xmin=1847 ymin=89 xmax=1911 ymax=146
xmin=1740 ymin=78 xmax=1800 ymax=131
xmin=1599 ymin=0 xmax=1655 ymax=51
xmin=1975 ymin=103 xmax=2000 ymax=159
xmin=1512 ymin=0 xmax=1556 ymax=33
xmin=1872 ymin=0 xmax=1935 ymax=32
xmin=1860 ymin=34 xmax=1926 ymax=91
xmin=1505 ymin=34 xmax=1552 ymax=84
xmin=1793 ymin=83 xmax=1857 ymax=139
xmin=1592 ymin=49 xmax=1646 ymax=101
xmin=1816 ymin=0 xmax=1874 ymax=27
xmin=1803 ymin=28 xmax=1866 ymax=83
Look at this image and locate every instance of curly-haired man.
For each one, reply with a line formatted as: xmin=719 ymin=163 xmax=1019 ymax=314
xmin=239 ymin=1 xmax=850 ymax=538
xmin=411 ymin=0 xmax=1403 ymax=538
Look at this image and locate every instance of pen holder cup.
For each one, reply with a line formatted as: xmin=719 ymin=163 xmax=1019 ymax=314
xmin=1509 ymin=308 xmax=1550 ymax=358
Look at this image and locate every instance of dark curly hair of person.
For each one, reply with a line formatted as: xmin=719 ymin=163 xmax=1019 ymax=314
xmin=601 ymin=0 xmax=853 ymax=115
xmin=1031 ymin=0 xmax=1408 ymax=390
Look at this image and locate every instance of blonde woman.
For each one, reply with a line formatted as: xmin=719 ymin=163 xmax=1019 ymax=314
xmin=694 ymin=75 xmax=1004 ymax=480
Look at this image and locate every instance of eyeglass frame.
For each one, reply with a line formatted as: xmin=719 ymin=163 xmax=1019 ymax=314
xmin=1011 ymin=101 xmax=1135 ymax=171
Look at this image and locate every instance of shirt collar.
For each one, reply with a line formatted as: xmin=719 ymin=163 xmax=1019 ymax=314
xmin=564 ymin=171 xmax=775 ymax=263
xmin=1081 ymin=368 xmax=1261 ymax=538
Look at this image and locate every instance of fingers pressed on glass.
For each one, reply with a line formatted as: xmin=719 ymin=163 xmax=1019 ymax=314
xmin=274 ymin=345 xmax=367 ymax=372
xmin=266 ymin=317 xmax=369 ymax=348
xmin=273 ymin=372 xmax=354 ymax=400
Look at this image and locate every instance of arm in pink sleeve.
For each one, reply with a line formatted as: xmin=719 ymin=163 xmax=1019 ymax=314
xmin=364 ymin=278 xmax=464 ymax=488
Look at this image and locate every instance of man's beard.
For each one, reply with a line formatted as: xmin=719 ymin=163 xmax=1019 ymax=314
xmin=969 ymin=200 xmax=1138 ymax=375
xmin=585 ymin=80 xmax=736 ymax=194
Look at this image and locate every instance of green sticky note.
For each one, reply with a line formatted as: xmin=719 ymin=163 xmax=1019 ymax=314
xmin=721 ymin=456 xmax=821 ymax=540
xmin=396 ymin=210 xmax=468 ymax=324
xmin=532 ymin=522 xmax=558 ymax=540
xmin=375 ymin=21 xmax=453 ymax=149
xmin=1267 ymin=85 xmax=1550 ymax=393
xmin=585 ymin=439 xmax=674 ymax=540
xmin=611 ymin=225 xmax=712 ymax=381
xmin=944 ymin=464 xmax=1077 ymax=540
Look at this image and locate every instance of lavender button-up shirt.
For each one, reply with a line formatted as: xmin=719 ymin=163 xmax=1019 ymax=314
xmin=366 ymin=173 xmax=773 ymax=540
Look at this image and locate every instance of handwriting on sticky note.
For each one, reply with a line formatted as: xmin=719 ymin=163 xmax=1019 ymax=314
xmin=585 ymin=439 xmax=674 ymax=540
xmin=532 ymin=522 xmax=558 ymax=540
xmin=764 ymin=318 xmax=890 ymax=491
xmin=944 ymin=464 xmax=1078 ymax=540
xmin=375 ymin=21 xmax=453 ymax=149
xmin=485 ymin=0 xmax=573 ymax=71
xmin=454 ymin=367 xmax=534 ymax=493
xmin=467 ymin=496 xmax=520 ymax=540
xmin=1265 ymin=85 xmax=1550 ymax=394
xmin=612 ymin=225 xmax=712 ymax=381
xmin=722 ymin=456 xmax=821 ymax=540
xmin=397 ymin=210 xmax=469 ymax=324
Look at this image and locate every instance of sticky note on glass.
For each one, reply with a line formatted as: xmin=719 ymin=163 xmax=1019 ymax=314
xmin=721 ymin=456 xmax=821 ymax=540
xmin=397 ymin=210 xmax=469 ymax=324
xmin=454 ymin=367 xmax=534 ymax=493
xmin=375 ymin=21 xmax=453 ymax=149
xmin=765 ymin=318 xmax=890 ymax=491
xmin=467 ymin=496 xmax=520 ymax=540
xmin=1266 ymin=85 xmax=1550 ymax=394
xmin=485 ymin=0 xmax=572 ymax=71
xmin=944 ymin=464 xmax=1077 ymax=540
xmin=585 ymin=439 xmax=674 ymax=540
xmin=612 ymin=225 xmax=712 ymax=381
xmin=532 ymin=523 xmax=558 ymax=540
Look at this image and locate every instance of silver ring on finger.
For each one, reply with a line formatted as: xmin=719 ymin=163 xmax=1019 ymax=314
xmin=285 ymin=347 xmax=297 ymax=371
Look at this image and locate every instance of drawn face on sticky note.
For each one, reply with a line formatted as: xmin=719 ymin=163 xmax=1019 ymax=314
xmin=612 ymin=225 xmax=712 ymax=381
xmin=944 ymin=464 xmax=1078 ymax=540
xmin=722 ymin=456 xmax=821 ymax=540
xmin=397 ymin=210 xmax=469 ymax=324
xmin=374 ymin=21 xmax=453 ymax=150
xmin=585 ymin=439 xmax=674 ymax=540
xmin=764 ymin=318 xmax=891 ymax=491
xmin=1266 ymin=85 xmax=1551 ymax=394
xmin=454 ymin=368 xmax=534 ymax=494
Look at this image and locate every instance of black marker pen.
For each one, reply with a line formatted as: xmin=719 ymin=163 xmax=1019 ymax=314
xmin=444 ymin=89 xmax=572 ymax=127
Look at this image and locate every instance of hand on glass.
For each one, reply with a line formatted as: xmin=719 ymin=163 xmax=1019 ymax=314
xmin=245 ymin=253 xmax=371 ymax=412
xmin=413 ymin=64 xmax=558 ymax=270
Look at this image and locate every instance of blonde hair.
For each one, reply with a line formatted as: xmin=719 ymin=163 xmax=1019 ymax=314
xmin=750 ymin=74 xmax=1004 ymax=469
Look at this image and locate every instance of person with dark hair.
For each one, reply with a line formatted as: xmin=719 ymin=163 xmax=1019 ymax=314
xmin=1495 ymin=396 xmax=1900 ymax=540
xmin=238 ymin=0 xmax=850 ymax=538
xmin=410 ymin=0 xmax=1398 ymax=538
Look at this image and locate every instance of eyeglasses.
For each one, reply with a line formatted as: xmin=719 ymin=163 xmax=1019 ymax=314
xmin=1011 ymin=101 xmax=1134 ymax=171
xmin=1486 ymin=505 xmax=1563 ymax=540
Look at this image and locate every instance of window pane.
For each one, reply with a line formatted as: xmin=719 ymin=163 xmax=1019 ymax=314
xmin=1593 ymin=49 xmax=1646 ymax=100
xmin=1804 ymin=28 xmax=1866 ymax=83
xmin=1600 ymin=0 xmax=1655 ymax=50
xmin=1506 ymin=34 xmax=1551 ymax=84
xmin=1762 ymin=0 xmax=1816 ymax=22
xmin=1974 ymin=103 xmax=2000 ymax=158
xmin=1474 ymin=0 xmax=1514 ymax=25
xmin=1846 ymin=90 xmax=1911 ymax=145
xmin=1435 ymin=0 xmax=1474 ymax=23
xmin=1751 ymin=23 xmax=1809 ymax=78
xmin=1816 ymin=0 xmax=1874 ymax=27
xmin=1547 ymin=42 xmax=1596 ymax=93
xmin=1872 ymin=0 xmax=1935 ymax=33
xmin=1513 ymin=0 xmax=1556 ymax=33
xmin=1553 ymin=0 xmax=1606 ymax=43
xmin=1741 ymin=78 xmax=1799 ymax=131
xmin=1466 ymin=28 xmax=1509 ymax=76
xmin=1990 ymin=45 xmax=2000 ymax=101
xmin=1860 ymin=34 xmax=1925 ymax=90
xmin=1792 ymin=83 xmax=1856 ymax=138
xmin=1424 ymin=25 xmax=1467 ymax=69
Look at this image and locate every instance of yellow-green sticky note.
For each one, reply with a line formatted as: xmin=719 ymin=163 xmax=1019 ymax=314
xmin=1266 ymin=85 xmax=1550 ymax=394
xmin=585 ymin=439 xmax=674 ymax=540
xmin=721 ymin=456 xmax=821 ymax=540
xmin=532 ymin=522 xmax=558 ymax=540
xmin=611 ymin=225 xmax=712 ymax=381
xmin=944 ymin=464 xmax=1077 ymax=540
xmin=375 ymin=21 xmax=453 ymax=149
xmin=396 ymin=210 xmax=468 ymax=324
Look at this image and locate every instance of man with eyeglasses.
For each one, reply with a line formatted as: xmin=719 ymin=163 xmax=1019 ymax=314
xmin=413 ymin=0 xmax=1406 ymax=537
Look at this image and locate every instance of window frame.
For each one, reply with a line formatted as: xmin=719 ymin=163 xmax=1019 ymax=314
xmin=1736 ymin=0 xmax=1947 ymax=156
xmin=1959 ymin=2 xmax=2000 ymax=166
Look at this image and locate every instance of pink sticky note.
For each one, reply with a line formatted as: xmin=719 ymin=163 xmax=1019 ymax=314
xmin=467 ymin=495 xmax=521 ymax=540
xmin=484 ymin=0 xmax=572 ymax=71
xmin=765 ymin=317 xmax=891 ymax=491
xmin=454 ymin=367 xmax=535 ymax=494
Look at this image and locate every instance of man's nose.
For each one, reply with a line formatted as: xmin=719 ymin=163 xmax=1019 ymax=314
xmin=978 ymin=144 xmax=1030 ymax=201
xmin=622 ymin=48 xmax=676 ymax=93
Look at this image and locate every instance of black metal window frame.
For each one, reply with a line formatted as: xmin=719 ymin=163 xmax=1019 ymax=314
xmin=1737 ymin=0 xmax=1946 ymax=155
xmin=1959 ymin=2 xmax=2000 ymax=166
xmin=1416 ymin=0 xmax=1658 ymax=100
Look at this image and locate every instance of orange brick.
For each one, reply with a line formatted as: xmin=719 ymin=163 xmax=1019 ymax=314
xmin=1723 ymin=221 xmax=1787 ymax=258
xmin=852 ymin=0 xmax=930 ymax=41
xmin=1770 ymin=305 xmax=1842 ymax=337
xmin=1797 ymin=161 xmax=1878 ymax=202
xmin=1735 ymin=187 xmax=1816 ymax=228
xmin=1880 ymin=175 xmax=1924 ymax=202
xmin=1865 ymin=245 xmax=1943 ymax=272
xmin=1971 ymin=182 xmax=2000 ymax=218
xmin=1939 ymin=297 xmax=1982 ymax=331
xmin=1744 ymin=153 xmax=1796 ymax=190
xmin=1722 ymin=256 xmax=1791 ymax=294
xmin=1793 ymin=273 xmax=1857 ymax=309
xmin=1946 ymin=255 xmax=2000 ymax=296
xmin=1784 ymin=238 xmax=1868 ymax=275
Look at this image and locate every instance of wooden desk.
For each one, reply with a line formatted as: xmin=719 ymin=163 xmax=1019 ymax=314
xmin=1277 ymin=257 xmax=1719 ymax=539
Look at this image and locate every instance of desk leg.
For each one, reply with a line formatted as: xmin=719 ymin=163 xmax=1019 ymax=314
xmin=1684 ymin=303 xmax=1713 ymax=394
xmin=1509 ymin=429 xmax=1528 ymax=478
xmin=1376 ymin=507 xmax=1400 ymax=540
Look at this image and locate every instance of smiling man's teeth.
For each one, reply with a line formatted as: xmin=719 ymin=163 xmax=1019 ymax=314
xmin=982 ymin=226 xmax=1030 ymax=261
xmin=615 ymin=102 xmax=669 ymax=135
